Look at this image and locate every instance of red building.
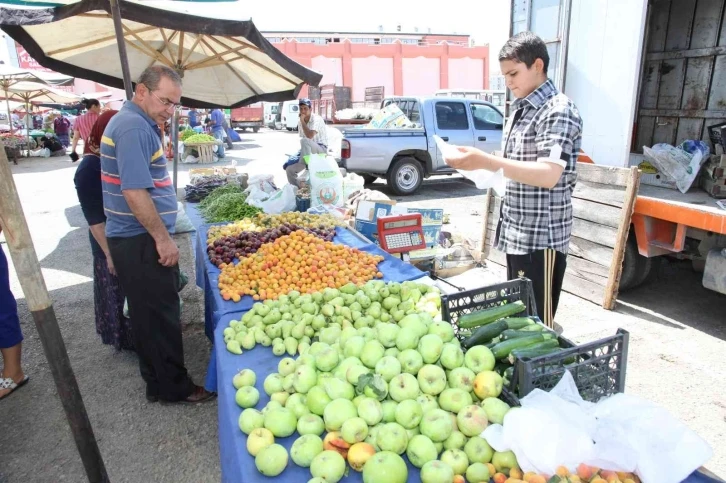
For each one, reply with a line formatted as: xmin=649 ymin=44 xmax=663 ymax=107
xmin=264 ymin=31 xmax=490 ymax=102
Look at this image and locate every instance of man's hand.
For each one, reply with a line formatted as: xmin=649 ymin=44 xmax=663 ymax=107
xmin=443 ymin=146 xmax=492 ymax=171
xmin=106 ymin=255 xmax=117 ymax=276
xmin=156 ymin=238 xmax=179 ymax=267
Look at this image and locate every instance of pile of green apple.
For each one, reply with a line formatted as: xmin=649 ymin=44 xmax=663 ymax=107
xmin=223 ymin=280 xmax=442 ymax=355
xmin=230 ymin=281 xmax=519 ymax=483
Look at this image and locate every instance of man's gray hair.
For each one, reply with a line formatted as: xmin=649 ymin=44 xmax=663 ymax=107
xmin=137 ymin=65 xmax=182 ymax=91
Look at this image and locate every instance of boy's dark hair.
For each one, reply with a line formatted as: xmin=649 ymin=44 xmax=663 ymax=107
xmin=498 ymin=31 xmax=550 ymax=73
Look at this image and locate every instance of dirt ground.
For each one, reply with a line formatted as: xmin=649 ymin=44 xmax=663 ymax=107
xmin=1 ymin=129 xmax=723 ymax=482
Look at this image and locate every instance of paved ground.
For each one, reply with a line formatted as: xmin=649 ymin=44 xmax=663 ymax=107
xmin=1 ymin=129 xmax=724 ymax=481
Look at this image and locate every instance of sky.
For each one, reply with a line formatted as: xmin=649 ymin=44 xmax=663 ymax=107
xmin=228 ymin=0 xmax=512 ymax=75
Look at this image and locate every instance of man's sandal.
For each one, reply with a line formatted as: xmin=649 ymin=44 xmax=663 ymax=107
xmin=0 ymin=375 xmax=29 ymax=401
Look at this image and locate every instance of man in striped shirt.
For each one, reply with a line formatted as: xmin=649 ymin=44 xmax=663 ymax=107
xmin=101 ymin=65 xmax=215 ymax=405
xmin=70 ymin=98 xmax=101 ymax=162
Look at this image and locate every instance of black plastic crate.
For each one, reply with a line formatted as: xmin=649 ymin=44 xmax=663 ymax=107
xmin=441 ymin=277 xmax=538 ymax=340
xmin=507 ymin=328 xmax=629 ymax=403
xmin=441 ymin=278 xmax=628 ymax=405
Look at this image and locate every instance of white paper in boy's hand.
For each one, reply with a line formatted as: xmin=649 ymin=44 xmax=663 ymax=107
xmin=433 ymin=135 xmax=506 ymax=195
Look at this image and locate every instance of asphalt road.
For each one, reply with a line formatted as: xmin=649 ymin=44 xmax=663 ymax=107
xmin=1 ymin=129 xmax=724 ymax=481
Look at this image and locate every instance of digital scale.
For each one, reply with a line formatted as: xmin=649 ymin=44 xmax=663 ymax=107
xmin=377 ymin=213 xmax=427 ymax=255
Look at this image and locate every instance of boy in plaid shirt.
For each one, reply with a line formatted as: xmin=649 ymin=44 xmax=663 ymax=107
xmin=446 ymin=32 xmax=583 ymax=326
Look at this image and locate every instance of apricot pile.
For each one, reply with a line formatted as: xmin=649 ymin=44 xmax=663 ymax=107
xmin=218 ymin=230 xmax=384 ymax=301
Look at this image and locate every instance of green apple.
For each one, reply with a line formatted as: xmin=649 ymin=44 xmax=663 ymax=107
xmin=235 ymin=386 xmax=260 ymax=408
xmin=255 ymin=443 xmax=288 ymax=476
xmin=232 ymin=369 xmax=256 ymax=389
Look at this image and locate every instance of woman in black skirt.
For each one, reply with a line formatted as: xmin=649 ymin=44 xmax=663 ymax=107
xmin=73 ymin=110 xmax=134 ymax=351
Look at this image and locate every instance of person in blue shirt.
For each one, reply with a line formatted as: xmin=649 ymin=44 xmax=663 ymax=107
xmin=100 ymin=65 xmax=215 ymax=405
xmin=207 ymin=108 xmax=226 ymax=159
xmin=187 ymin=108 xmax=199 ymax=128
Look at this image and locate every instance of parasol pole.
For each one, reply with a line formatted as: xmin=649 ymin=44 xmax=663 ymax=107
xmin=108 ymin=0 xmax=133 ymax=100
xmin=24 ymin=98 xmax=31 ymax=157
xmin=0 ymin=148 xmax=110 ymax=482
xmin=171 ymin=109 xmax=179 ymax=194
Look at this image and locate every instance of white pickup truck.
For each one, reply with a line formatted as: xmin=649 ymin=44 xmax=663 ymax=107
xmin=339 ymin=96 xmax=505 ymax=195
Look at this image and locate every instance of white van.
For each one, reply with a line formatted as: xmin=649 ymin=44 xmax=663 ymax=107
xmin=281 ymin=100 xmax=299 ymax=131
xmin=263 ymin=102 xmax=280 ymax=130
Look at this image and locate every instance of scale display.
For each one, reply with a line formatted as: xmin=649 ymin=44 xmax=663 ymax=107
xmin=377 ymin=213 xmax=427 ymax=254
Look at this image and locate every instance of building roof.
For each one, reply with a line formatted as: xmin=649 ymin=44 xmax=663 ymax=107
xmin=260 ymin=30 xmax=470 ymax=38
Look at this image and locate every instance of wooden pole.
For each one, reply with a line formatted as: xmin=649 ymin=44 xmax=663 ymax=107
xmin=109 ymin=0 xmax=134 ymax=100
xmin=0 ymin=145 xmax=110 ymax=483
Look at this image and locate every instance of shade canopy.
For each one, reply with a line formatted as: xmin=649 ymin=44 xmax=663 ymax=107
xmin=0 ymin=0 xmax=323 ymax=108
xmin=0 ymin=80 xmax=81 ymax=104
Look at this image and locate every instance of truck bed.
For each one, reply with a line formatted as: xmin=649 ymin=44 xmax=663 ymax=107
xmin=635 ymin=185 xmax=726 ymax=234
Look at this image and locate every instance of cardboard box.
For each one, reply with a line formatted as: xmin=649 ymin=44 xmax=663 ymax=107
xmin=629 ymin=153 xmax=704 ymax=191
xmin=702 ymin=160 xmax=725 ymax=180
xmin=700 ymin=176 xmax=726 ymax=198
xmin=353 ymin=201 xmax=444 ymax=248
xmin=629 ymin=154 xmax=677 ymax=189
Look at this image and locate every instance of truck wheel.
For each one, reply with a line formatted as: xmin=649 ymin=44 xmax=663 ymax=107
xmin=619 ymin=233 xmax=652 ymax=291
xmin=362 ymin=175 xmax=378 ymax=185
xmin=253 ymin=127 xmax=259 ymax=133
xmin=388 ymin=157 xmax=423 ymax=195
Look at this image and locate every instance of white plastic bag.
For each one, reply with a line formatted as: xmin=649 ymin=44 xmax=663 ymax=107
xmin=482 ymin=372 xmax=712 ymax=483
xmin=307 ymin=153 xmax=344 ymax=208
xmin=245 ymin=174 xmax=277 ymax=194
xmin=248 ymin=184 xmax=297 ymax=214
xmin=643 ymin=142 xmax=709 ymax=193
xmin=174 ymin=202 xmax=195 ymax=234
xmin=434 ymin=135 xmax=506 ymax=195
xmin=342 ymin=173 xmax=365 ymax=200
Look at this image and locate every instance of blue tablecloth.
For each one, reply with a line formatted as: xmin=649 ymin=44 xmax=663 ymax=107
xmin=214 ymin=312 xmax=423 ymax=483
xmin=195 ymin=221 xmax=424 ymax=340
xmin=213 ymin=313 xmax=719 ymax=483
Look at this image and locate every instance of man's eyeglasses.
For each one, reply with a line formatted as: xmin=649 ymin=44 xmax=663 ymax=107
xmin=143 ymin=84 xmax=181 ymax=112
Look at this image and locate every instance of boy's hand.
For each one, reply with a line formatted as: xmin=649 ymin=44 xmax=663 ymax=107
xmin=444 ymin=146 xmax=491 ymax=171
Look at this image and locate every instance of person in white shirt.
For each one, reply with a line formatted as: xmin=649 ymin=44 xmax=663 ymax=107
xmin=284 ymin=98 xmax=329 ymax=186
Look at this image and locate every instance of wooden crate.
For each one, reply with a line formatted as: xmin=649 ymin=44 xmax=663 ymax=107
xmin=185 ymin=142 xmax=219 ymax=164
xmin=480 ymin=164 xmax=640 ymax=310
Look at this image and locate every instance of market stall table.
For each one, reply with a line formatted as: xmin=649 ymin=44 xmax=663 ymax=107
xmin=213 ymin=311 xmax=422 ymax=483
xmin=192 ymin=203 xmax=426 ymax=391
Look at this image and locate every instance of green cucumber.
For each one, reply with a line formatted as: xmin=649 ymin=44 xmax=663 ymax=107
xmin=462 ymin=316 xmax=536 ymax=349
xmin=508 ymin=343 xmax=562 ymax=364
xmin=491 ymin=334 xmax=550 ymax=360
xmin=457 ymin=301 xmax=526 ymax=329
xmin=462 ymin=320 xmax=506 ymax=348
xmin=516 ymin=324 xmax=546 ymax=332
xmin=503 ymin=366 xmax=514 ymax=380
xmin=501 ymin=317 xmax=535 ymax=330
xmin=500 ymin=329 xmax=556 ymax=341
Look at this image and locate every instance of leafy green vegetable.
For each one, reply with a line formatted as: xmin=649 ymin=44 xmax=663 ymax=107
xmin=183 ymin=133 xmax=216 ymax=144
xmin=200 ymin=192 xmax=261 ymax=222
xmin=199 ymin=184 xmax=243 ymax=210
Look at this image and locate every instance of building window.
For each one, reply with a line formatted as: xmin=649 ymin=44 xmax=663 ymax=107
xmin=266 ymin=37 xmax=282 ymax=43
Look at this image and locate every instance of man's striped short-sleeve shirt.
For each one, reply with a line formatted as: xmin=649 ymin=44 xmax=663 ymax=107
xmin=101 ymin=101 xmax=177 ymax=238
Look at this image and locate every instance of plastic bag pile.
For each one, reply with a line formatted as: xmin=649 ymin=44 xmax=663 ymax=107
xmin=482 ymin=372 xmax=712 ymax=483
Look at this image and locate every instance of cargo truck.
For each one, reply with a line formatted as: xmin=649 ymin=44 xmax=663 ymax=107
xmin=511 ymin=0 xmax=726 ymax=294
